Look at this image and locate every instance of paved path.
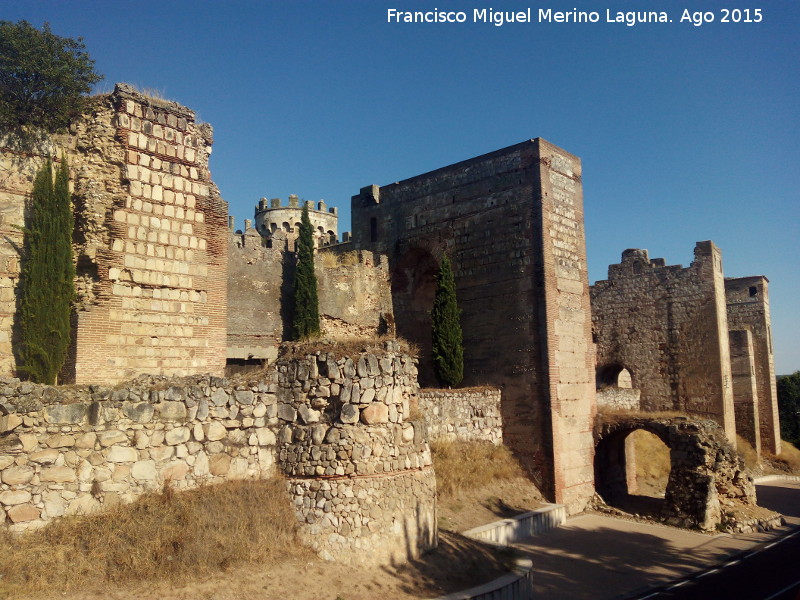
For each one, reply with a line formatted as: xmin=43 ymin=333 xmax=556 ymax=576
xmin=512 ymin=480 xmax=800 ymax=599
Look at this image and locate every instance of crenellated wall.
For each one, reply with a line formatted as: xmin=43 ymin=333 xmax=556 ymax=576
xmin=0 ymin=342 xmax=436 ymax=566
xmin=227 ymin=227 xmax=394 ymax=362
xmin=591 ymin=243 xmax=736 ymax=442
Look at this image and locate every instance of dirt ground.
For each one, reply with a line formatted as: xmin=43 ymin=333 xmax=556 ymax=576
xmin=13 ymin=478 xmax=545 ymax=600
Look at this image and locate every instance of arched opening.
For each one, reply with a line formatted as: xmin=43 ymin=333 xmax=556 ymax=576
xmin=596 ymin=364 xmax=633 ymax=389
xmin=594 ymin=426 xmax=671 ymax=519
xmin=270 ymin=222 xmax=278 ymax=233
xmin=282 ymin=222 xmax=290 ymax=232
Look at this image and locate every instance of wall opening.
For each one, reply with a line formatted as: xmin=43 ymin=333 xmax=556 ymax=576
xmin=594 ymin=427 xmax=671 ymax=520
xmin=596 ymin=364 xmax=633 ymax=389
xmin=225 ymin=358 xmax=266 ymax=376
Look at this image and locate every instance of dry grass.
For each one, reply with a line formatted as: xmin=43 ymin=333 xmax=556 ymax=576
xmin=764 ymin=439 xmax=800 ymax=475
xmin=431 ymin=439 xmax=525 ymax=499
xmin=735 ymin=435 xmax=760 ymax=471
xmin=320 ymin=250 xmax=360 ymax=268
xmin=279 ymin=335 xmax=418 ymax=358
xmin=631 ymin=429 xmax=671 ymax=496
xmin=0 ymin=479 xmax=306 ymax=596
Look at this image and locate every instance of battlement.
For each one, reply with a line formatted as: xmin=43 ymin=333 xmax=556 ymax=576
xmin=605 ymin=241 xmax=720 ymax=280
xmin=252 ymin=193 xmax=339 ymax=248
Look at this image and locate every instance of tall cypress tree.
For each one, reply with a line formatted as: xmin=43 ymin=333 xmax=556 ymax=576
xmin=431 ymin=255 xmax=464 ymax=387
xmin=292 ymin=204 xmax=320 ymax=340
xmin=18 ymin=156 xmax=74 ymax=383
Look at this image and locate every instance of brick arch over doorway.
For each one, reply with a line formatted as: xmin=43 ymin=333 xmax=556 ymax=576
xmin=593 ymin=415 xmax=756 ymax=531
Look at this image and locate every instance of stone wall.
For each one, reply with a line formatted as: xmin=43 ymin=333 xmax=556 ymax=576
xmin=728 ymin=329 xmax=760 ymax=452
xmin=418 ymin=388 xmax=503 ymax=445
xmin=726 ymin=276 xmax=780 ymax=454
xmin=596 ymin=387 xmax=641 ymax=411
xmin=0 ymin=342 xmax=436 ymax=566
xmin=0 ymin=84 xmax=229 ymax=384
xmin=227 ymin=226 xmax=394 ymax=361
xmin=591 ymin=243 xmax=736 ymax=442
xmin=349 ymin=138 xmax=596 ymax=512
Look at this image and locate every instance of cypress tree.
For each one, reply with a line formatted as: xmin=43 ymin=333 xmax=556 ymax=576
xmin=291 ymin=204 xmax=320 ymax=340
xmin=18 ymin=156 xmax=74 ymax=383
xmin=431 ymin=255 xmax=464 ymax=387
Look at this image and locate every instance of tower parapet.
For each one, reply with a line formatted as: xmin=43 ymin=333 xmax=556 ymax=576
xmin=253 ymin=194 xmax=339 ymax=249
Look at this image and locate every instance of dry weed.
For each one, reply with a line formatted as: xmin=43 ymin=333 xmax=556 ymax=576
xmin=279 ymin=335 xmax=418 ymax=358
xmin=763 ymin=440 xmax=800 ymax=475
xmin=735 ymin=435 xmax=760 ymax=471
xmin=631 ymin=429 xmax=670 ymax=495
xmin=0 ymin=479 xmax=306 ymax=596
xmin=431 ymin=439 xmax=524 ymax=499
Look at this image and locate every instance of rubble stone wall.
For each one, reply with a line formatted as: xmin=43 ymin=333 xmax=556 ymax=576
xmin=591 ymin=243 xmax=736 ymax=442
xmin=418 ymin=388 xmax=503 ymax=445
xmin=349 ymin=138 xmax=596 ymax=512
xmin=596 ymin=387 xmax=641 ymax=411
xmin=726 ymin=276 xmax=780 ymax=454
xmin=0 ymin=343 xmax=435 ymax=566
xmin=594 ymin=415 xmax=756 ymax=531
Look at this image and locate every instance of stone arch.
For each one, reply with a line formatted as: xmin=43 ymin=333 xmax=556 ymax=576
xmin=594 ymin=416 xmax=756 ymax=531
xmin=594 ymin=421 xmax=671 ymax=509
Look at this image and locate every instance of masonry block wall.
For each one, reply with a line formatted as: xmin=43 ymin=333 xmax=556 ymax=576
xmin=350 ymin=139 xmax=596 ymax=512
xmin=726 ymin=276 xmax=780 ymax=454
xmin=418 ymin=388 xmax=503 ymax=445
xmin=728 ymin=329 xmax=761 ymax=452
xmin=72 ymin=84 xmax=228 ymax=384
xmin=227 ymin=225 xmax=394 ymax=361
xmin=591 ymin=243 xmax=736 ymax=442
xmin=0 ymin=84 xmax=229 ymax=384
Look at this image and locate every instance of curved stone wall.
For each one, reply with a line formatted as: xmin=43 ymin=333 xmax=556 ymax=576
xmin=273 ymin=343 xmax=437 ymax=564
xmin=0 ymin=342 xmax=437 ymax=566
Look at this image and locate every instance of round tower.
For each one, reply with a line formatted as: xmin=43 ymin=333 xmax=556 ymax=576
xmin=253 ymin=194 xmax=339 ymax=248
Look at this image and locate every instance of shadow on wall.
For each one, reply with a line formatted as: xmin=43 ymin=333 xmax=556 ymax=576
xmin=279 ymin=248 xmax=296 ymax=340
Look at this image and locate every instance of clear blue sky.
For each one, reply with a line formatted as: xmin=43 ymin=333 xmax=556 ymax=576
xmin=4 ymin=0 xmax=798 ymax=373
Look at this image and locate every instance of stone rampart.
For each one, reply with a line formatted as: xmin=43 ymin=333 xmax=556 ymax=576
xmin=726 ymin=276 xmax=780 ymax=454
xmin=350 ymin=139 xmax=596 ymax=512
xmin=227 ymin=230 xmax=394 ymax=362
xmin=418 ymin=388 xmax=502 ymax=445
xmin=0 ymin=342 xmax=435 ymax=566
xmin=591 ymin=243 xmax=735 ymax=442
xmin=0 ymin=84 xmax=229 ymax=384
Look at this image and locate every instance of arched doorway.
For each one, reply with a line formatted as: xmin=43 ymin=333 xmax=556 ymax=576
xmin=594 ymin=424 xmax=671 ymax=519
xmin=596 ymin=364 xmax=634 ymax=389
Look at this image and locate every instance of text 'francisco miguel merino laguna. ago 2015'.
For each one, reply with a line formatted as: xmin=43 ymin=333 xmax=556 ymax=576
xmin=386 ymin=8 xmax=765 ymax=27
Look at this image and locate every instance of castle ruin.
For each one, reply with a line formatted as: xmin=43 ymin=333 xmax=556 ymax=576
xmin=0 ymin=85 xmax=784 ymax=546
xmin=590 ymin=243 xmax=781 ymax=455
